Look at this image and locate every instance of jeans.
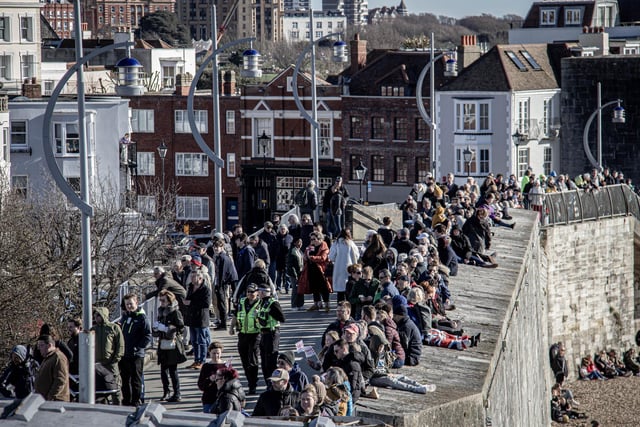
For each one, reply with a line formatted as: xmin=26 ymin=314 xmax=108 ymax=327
xmin=369 ymin=374 xmax=425 ymax=394
xmin=203 ymin=403 xmax=214 ymax=413
xmin=328 ymin=211 xmax=344 ymax=237
xmin=119 ymin=356 xmax=144 ymax=406
xmin=276 ymin=269 xmax=289 ymax=292
xmin=190 ymin=326 xmax=211 ymax=363
xmin=268 ymin=262 xmax=277 ymax=283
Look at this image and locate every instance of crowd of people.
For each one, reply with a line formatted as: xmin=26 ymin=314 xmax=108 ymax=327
xmin=1 ymin=167 xmax=636 ymax=419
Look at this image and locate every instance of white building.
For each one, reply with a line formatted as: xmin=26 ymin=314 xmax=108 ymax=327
xmin=283 ymin=10 xmax=346 ymax=42
xmin=0 ymin=0 xmax=42 ymax=95
xmin=0 ymin=94 xmax=9 ymax=189
xmin=9 ymin=96 xmax=130 ymax=204
xmin=437 ymin=44 xmax=563 ymax=182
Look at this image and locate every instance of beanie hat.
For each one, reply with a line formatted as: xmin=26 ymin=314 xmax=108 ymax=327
xmin=392 ymin=295 xmax=408 ymax=316
xmin=277 ymin=350 xmax=295 ymax=367
xmin=11 ymin=345 xmax=27 ymax=362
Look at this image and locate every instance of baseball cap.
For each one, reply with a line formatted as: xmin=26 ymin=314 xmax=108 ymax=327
xmin=258 ymin=283 xmax=271 ymax=292
xmin=269 ymin=369 xmax=290 ymax=382
xmin=246 ymin=283 xmax=258 ymax=292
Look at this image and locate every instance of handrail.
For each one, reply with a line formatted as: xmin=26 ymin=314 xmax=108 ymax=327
xmin=541 ymin=184 xmax=640 ymax=227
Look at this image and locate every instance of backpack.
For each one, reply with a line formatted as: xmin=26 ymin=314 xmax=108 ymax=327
xmin=330 ymin=192 xmax=346 ymax=215
xmin=294 ymin=188 xmax=308 ymax=206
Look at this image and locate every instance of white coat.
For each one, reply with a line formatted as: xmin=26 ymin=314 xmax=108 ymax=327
xmin=328 ymin=238 xmax=360 ymax=292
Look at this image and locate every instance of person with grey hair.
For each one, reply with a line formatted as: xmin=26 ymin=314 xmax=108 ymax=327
xmin=297 ymin=180 xmax=319 ymax=222
xmin=146 ymin=266 xmax=187 ymax=304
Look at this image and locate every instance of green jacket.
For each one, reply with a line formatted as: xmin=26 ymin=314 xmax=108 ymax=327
xmin=91 ymin=306 xmax=124 ymax=367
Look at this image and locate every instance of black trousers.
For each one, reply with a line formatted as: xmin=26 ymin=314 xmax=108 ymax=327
xmin=238 ymin=332 xmax=261 ymax=389
xmin=259 ymin=329 xmax=280 ymax=384
xmin=119 ymin=356 xmax=144 ymax=406
xmin=216 ymin=284 xmax=231 ymax=328
xmin=160 ymin=363 xmax=180 ymax=396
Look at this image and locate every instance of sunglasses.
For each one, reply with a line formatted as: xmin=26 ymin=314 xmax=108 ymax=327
xmin=354 ymin=271 xmax=362 ymax=274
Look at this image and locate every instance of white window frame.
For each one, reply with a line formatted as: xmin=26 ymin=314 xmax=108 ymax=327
xmin=20 ymin=54 xmax=35 ymax=80
xmin=518 ymin=99 xmax=530 ymax=134
xmin=543 ymin=147 xmax=552 ymax=176
xmin=162 ymin=65 xmax=175 ymax=88
xmin=319 ymin=119 xmax=333 ymax=158
xmin=176 ymin=152 xmax=209 ymax=176
xmin=10 ymin=120 xmax=27 ymax=147
xmin=175 ymin=110 xmax=207 ymax=133
xmin=2 ymin=127 xmax=8 ymax=162
xmin=455 ymin=101 xmax=491 ymax=132
xmin=517 ymin=147 xmax=530 ymax=179
xmin=540 ymin=8 xmax=557 ymax=26
xmin=543 ymin=99 xmax=551 ymax=137
xmin=54 ymin=122 xmax=80 ymax=156
xmin=565 ymin=8 xmax=581 ymax=25
xmin=226 ymin=110 xmax=235 ymax=134
xmin=137 ymin=152 xmax=155 ymax=176
xmin=131 ymin=109 xmax=155 ymax=133
xmin=0 ymin=54 xmax=11 ymax=80
xmin=454 ymin=146 xmax=491 ymax=175
xmin=176 ymin=196 xmax=209 ymax=220
xmin=20 ymin=16 xmax=33 ymax=42
xmin=253 ymin=118 xmax=273 ymax=157
xmin=226 ymin=153 xmax=236 ymax=177
xmin=0 ymin=17 xmax=9 ymax=42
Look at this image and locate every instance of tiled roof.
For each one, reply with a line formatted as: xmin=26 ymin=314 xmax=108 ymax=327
xmin=440 ymin=44 xmax=567 ymax=92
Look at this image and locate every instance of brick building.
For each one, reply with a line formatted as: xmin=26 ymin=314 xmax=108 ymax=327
xmin=81 ymin=0 xmax=174 ymax=38
xmin=42 ymin=0 xmax=76 ymax=39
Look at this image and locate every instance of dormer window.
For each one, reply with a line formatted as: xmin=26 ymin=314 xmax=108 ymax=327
xmin=540 ymin=8 xmax=557 ymax=26
xmin=565 ymin=8 xmax=582 ymax=25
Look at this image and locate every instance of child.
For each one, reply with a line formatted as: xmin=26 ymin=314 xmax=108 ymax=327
xmin=197 ymin=341 xmax=228 ymax=413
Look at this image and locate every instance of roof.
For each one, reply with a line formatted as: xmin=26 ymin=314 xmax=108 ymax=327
xmin=440 ymin=44 xmax=569 ymax=92
xmin=523 ymin=1 xmax=596 ymax=28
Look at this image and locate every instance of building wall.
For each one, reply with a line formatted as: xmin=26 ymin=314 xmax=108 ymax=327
xmin=282 ymin=11 xmax=346 ymax=43
xmin=543 ymin=216 xmax=638 ymax=380
xmin=85 ymin=0 xmax=174 ymax=38
xmin=42 ymin=1 xmax=76 ymax=39
xmin=560 ymin=55 xmax=640 ymax=183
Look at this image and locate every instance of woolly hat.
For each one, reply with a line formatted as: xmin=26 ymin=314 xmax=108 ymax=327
xmin=277 ymin=350 xmax=295 ymax=367
xmin=392 ymin=295 xmax=408 ymax=316
xmin=11 ymin=345 xmax=27 ymax=362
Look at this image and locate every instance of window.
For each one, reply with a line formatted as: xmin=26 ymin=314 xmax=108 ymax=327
xmin=319 ymin=119 xmax=332 ymax=158
xmin=456 ymin=147 xmax=475 ymax=175
xmin=176 ymin=153 xmax=208 ymax=176
xmin=316 ymin=21 xmax=322 ymax=28
xmin=543 ymin=147 xmax=552 ymax=176
xmin=12 ymin=176 xmax=28 ymax=197
xmin=455 ymin=101 xmax=490 ymax=132
xmin=2 ymin=127 xmax=8 ymax=161
xmin=10 ymin=121 xmax=27 ymax=147
xmin=253 ymin=119 xmax=273 ymax=156
xmin=292 ymin=22 xmax=298 ymax=29
xmin=0 ymin=55 xmax=10 ymax=79
xmin=131 ymin=109 xmax=154 ymax=132
xmin=371 ymin=117 xmax=385 ymax=139
xmin=518 ymin=99 xmax=530 ymax=134
xmin=137 ymin=195 xmax=157 ymax=217
xmin=175 ymin=110 xmax=207 ymax=133
xmin=177 ymin=196 xmax=209 ymax=220
xmin=54 ymin=122 xmax=80 ymax=155
xmin=394 ymin=117 xmax=408 ymax=140
xmin=350 ymin=116 xmax=363 ymax=139
xmin=137 ymin=152 xmax=155 ymax=176
xmin=415 ymin=118 xmax=428 ymax=141
xmin=520 ymin=50 xmax=541 ymax=70
xmin=371 ymin=155 xmax=384 ymax=182
xmin=162 ymin=66 xmax=175 ymax=88
xmin=315 ymin=31 xmax=322 ymax=38
xmin=349 ymin=155 xmax=359 ymax=180
xmin=394 ymin=156 xmax=408 ymax=183
xmin=543 ymin=99 xmax=551 ymax=136
xmin=517 ymin=147 xmax=530 ymax=179
xmin=226 ymin=153 xmax=236 ymax=177
xmin=20 ymin=17 xmax=33 ymax=41
xmin=565 ymin=8 xmax=581 ymax=25
xmin=540 ymin=8 xmax=556 ymax=25
xmin=21 ymin=54 xmax=35 ymax=79
xmin=416 ymin=157 xmax=429 ymax=183
xmin=479 ymin=149 xmax=490 ymax=174
xmin=226 ymin=110 xmax=235 ymax=134
xmin=0 ymin=17 xmax=9 ymax=41
xmin=596 ymin=5 xmax=613 ymax=27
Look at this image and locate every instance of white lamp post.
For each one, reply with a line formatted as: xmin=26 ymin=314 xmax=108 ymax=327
xmin=187 ymin=5 xmax=261 ymax=233
xmin=582 ymin=82 xmax=625 ymax=171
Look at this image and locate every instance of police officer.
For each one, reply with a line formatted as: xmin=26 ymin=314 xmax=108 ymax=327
xmin=230 ymin=283 xmax=261 ymax=394
xmin=256 ymin=282 xmax=285 ymax=385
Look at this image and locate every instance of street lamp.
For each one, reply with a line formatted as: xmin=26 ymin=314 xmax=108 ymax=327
xmin=292 ymin=8 xmax=346 ymax=220
xmin=463 ymin=146 xmax=472 ymax=178
xmin=512 ymin=130 xmax=528 ymax=146
xmin=187 ymin=5 xmax=261 ymax=233
xmin=582 ymin=82 xmax=625 ymax=171
xmin=258 ymin=131 xmax=271 ymax=223
xmin=157 ymin=139 xmax=168 ymax=190
xmin=354 ymin=160 xmax=367 ymax=202
xmin=416 ymin=32 xmax=458 ymax=179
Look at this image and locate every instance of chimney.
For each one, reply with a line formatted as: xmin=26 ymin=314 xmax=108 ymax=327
xmin=458 ymin=34 xmax=482 ymax=70
xmin=579 ymin=28 xmax=609 ymax=55
xmin=175 ymin=73 xmax=192 ymax=96
xmin=222 ymin=70 xmax=236 ymax=96
xmin=350 ymin=33 xmax=367 ymax=75
xmin=22 ymin=77 xmax=42 ymax=98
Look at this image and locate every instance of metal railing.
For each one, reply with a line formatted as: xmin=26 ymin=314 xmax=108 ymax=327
xmin=542 ymin=184 xmax=640 ymax=227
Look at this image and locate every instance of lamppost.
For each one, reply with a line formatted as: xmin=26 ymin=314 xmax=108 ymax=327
xmin=354 ymin=160 xmax=367 ymax=202
xmin=582 ymin=82 xmax=625 ymax=171
xmin=187 ymin=5 xmax=261 ymax=233
xmin=416 ymin=32 xmax=457 ymax=179
xmin=258 ymin=131 xmax=270 ymax=223
xmin=463 ymin=146 xmax=472 ymax=178
xmin=157 ymin=139 xmax=168 ymax=190
xmin=292 ymin=8 xmax=348 ymax=220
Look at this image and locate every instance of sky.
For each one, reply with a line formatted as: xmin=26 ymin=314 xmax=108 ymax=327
xmin=311 ymin=0 xmax=532 ymax=19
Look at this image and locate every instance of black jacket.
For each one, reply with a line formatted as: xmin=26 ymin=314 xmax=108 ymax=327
xmin=214 ymin=251 xmax=238 ymax=289
xmin=253 ymin=384 xmax=300 ymax=416
xmin=121 ymin=308 xmax=152 ymax=359
xmin=186 ymin=284 xmax=211 ymax=328
xmin=211 ymin=378 xmax=246 ymax=415
xmin=395 ymin=315 xmax=422 ymax=366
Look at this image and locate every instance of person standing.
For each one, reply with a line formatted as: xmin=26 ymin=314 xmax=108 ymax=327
xmin=34 ymin=335 xmax=69 ymax=401
xmin=92 ymin=306 xmax=124 ymax=404
xmin=213 ymin=239 xmax=238 ymax=330
xmin=119 ymin=293 xmax=152 ymax=407
xmin=234 ymin=233 xmax=256 ymax=281
xmin=0 ymin=345 xmax=39 ymax=399
xmin=230 ymin=283 xmax=261 ymax=394
xmin=154 ymin=290 xmax=186 ymax=403
xmin=298 ymin=179 xmax=319 ymax=222
xmin=197 ymin=342 xmax=228 ymax=413
xmin=256 ymin=283 xmax=286 ymax=385
xmin=185 ymin=268 xmax=212 ymax=370
xmin=328 ymin=229 xmax=360 ymax=303
xmin=287 ymin=237 xmax=304 ymax=310
xmin=66 ymin=316 xmax=82 ymax=377
xmin=305 ymin=231 xmax=332 ymax=312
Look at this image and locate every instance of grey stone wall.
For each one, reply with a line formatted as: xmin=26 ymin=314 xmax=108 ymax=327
xmin=543 ymin=216 xmax=637 ymax=379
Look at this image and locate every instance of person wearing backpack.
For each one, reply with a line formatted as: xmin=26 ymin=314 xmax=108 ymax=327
xmin=323 ymin=177 xmax=349 ymax=239
xmin=0 ymin=345 xmax=39 ymax=399
xmin=296 ymin=180 xmax=318 ymax=222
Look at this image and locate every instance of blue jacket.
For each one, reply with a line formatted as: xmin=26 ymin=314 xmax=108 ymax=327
xmin=121 ymin=308 xmax=152 ymax=359
xmin=288 ymin=363 xmax=309 ymax=392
